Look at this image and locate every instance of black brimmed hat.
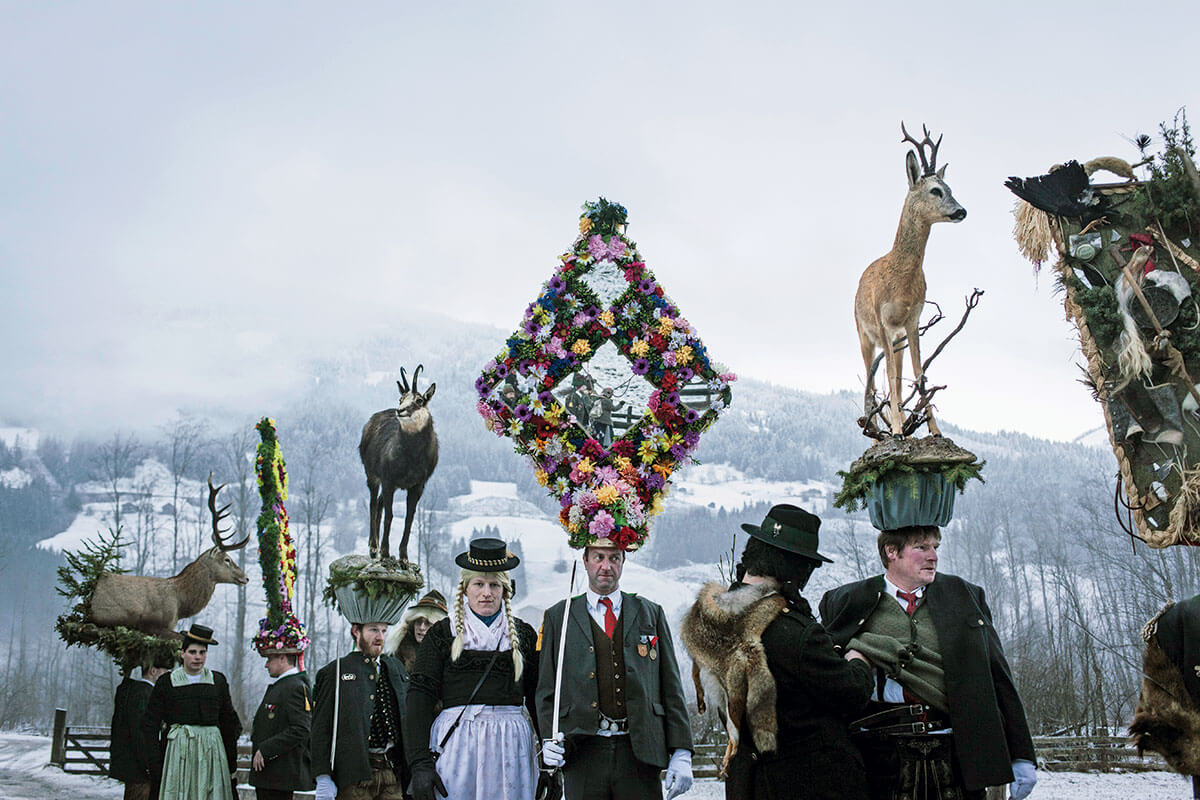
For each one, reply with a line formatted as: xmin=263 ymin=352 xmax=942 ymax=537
xmin=412 ymin=590 xmax=448 ymax=614
xmin=455 ymin=537 xmax=520 ymax=571
xmin=740 ymin=504 xmax=833 ymax=563
xmin=180 ymin=623 xmax=219 ymax=647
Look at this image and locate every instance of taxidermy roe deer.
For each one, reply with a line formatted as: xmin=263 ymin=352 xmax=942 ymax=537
xmin=87 ymin=475 xmax=250 ymax=637
xmin=360 ymin=364 xmax=439 ymax=562
xmin=855 ymin=123 xmax=966 ymax=436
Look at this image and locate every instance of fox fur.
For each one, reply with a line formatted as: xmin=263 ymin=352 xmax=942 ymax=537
xmin=1130 ymin=632 xmax=1200 ymax=775
xmin=681 ymin=580 xmax=787 ymax=769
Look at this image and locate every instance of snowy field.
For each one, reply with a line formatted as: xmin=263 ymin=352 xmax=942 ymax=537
xmin=0 ymin=732 xmax=1193 ymax=799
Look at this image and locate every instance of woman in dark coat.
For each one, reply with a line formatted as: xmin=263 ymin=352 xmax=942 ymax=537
xmin=404 ymin=539 xmax=540 ymax=800
xmin=139 ymin=624 xmax=242 ymax=800
xmin=386 ymin=589 xmax=448 ymax=672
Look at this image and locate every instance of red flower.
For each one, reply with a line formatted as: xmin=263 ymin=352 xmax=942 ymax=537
xmin=650 ymin=333 xmax=667 ymax=351
xmin=581 ymin=438 xmax=604 ymax=459
xmin=559 ymin=507 xmax=571 ymax=526
xmin=660 ymin=371 xmax=678 ymax=391
xmin=611 ymin=526 xmax=640 ymax=548
xmin=611 ymin=439 xmax=634 ymax=458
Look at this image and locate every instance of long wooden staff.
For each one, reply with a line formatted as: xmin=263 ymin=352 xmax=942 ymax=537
xmin=551 ymin=561 xmax=578 ymax=739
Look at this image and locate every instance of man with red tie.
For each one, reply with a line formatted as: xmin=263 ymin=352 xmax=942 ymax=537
xmin=819 ymin=526 xmax=1038 ymax=800
xmin=536 ymin=539 xmax=694 ymax=800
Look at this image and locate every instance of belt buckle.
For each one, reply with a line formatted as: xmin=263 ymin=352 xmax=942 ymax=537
xmin=914 ymin=721 xmax=928 ymax=734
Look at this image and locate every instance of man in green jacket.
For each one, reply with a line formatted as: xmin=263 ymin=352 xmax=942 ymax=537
xmin=250 ymin=650 xmax=315 ymax=800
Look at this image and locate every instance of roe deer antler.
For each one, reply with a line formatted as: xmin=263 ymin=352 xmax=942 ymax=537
xmin=900 ymin=122 xmax=943 ymax=177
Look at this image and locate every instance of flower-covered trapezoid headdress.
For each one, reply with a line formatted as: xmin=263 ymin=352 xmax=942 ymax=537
xmin=476 ymin=198 xmax=735 ymax=550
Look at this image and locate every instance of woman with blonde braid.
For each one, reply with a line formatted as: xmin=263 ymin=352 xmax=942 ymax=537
xmin=404 ymin=538 xmax=540 ymax=800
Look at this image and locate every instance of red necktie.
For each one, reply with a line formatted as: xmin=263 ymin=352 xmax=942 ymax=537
xmin=896 ymin=590 xmax=923 ymax=709
xmin=600 ymin=596 xmax=617 ymax=639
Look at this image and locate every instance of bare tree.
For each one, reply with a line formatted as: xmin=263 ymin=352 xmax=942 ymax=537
xmin=93 ymin=432 xmax=140 ymax=540
xmin=162 ymin=413 xmax=208 ymax=572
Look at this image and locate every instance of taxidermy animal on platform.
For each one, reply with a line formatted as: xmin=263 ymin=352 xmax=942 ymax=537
xmin=855 ymin=122 xmax=966 ymax=436
xmin=360 ymin=364 xmax=439 ymax=561
xmin=680 ymin=580 xmax=788 ymax=773
xmin=87 ymin=476 xmax=250 ymax=637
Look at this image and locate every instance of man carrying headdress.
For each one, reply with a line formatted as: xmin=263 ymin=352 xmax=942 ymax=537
xmin=536 ymin=537 xmax=694 ymax=800
xmin=311 ymin=603 xmax=409 ymax=800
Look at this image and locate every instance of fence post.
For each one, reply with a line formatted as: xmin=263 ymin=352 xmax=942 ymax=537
xmin=50 ymin=708 xmax=67 ymax=766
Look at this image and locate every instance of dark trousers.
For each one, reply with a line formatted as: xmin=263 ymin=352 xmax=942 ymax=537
xmin=856 ymin=733 xmax=984 ymax=800
xmin=563 ymin=736 xmax=660 ymax=800
xmin=254 ymin=790 xmax=294 ymax=800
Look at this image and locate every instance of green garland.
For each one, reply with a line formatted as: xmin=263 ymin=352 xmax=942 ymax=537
xmin=321 ymin=560 xmax=424 ymax=608
xmin=834 ymin=457 xmax=985 ymax=513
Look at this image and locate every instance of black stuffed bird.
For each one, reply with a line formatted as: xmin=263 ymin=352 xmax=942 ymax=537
xmin=1005 ymin=160 xmax=1107 ymax=222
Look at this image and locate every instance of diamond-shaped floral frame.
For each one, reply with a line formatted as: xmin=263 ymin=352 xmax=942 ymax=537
xmin=476 ymin=199 xmax=735 ymax=550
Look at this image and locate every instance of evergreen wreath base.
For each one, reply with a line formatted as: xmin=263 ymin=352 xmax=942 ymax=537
xmin=835 ymin=436 xmax=984 ymax=513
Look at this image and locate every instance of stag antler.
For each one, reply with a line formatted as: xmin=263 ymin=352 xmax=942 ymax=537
xmin=900 ymin=122 xmax=943 ymax=176
xmin=208 ymin=472 xmax=249 ymax=551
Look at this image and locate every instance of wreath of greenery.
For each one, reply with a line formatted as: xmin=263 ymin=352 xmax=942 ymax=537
xmin=834 ymin=457 xmax=985 ymax=513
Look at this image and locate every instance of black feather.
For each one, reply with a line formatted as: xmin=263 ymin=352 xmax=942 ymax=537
xmin=1005 ymin=160 xmax=1106 ymax=221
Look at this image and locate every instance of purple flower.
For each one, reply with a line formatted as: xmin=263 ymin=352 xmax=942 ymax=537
xmin=670 ymin=444 xmax=688 ymax=460
xmin=638 ymin=279 xmax=656 ymax=295
xmin=678 ymin=367 xmax=694 ymax=382
xmin=496 ymin=364 xmax=509 ymax=378
xmin=646 ymin=473 xmax=665 ymax=490
xmin=475 ymin=376 xmax=490 ymax=397
xmin=584 ymin=305 xmax=600 ymax=320
xmin=666 ymin=391 xmax=680 ymax=406
xmin=685 ymin=408 xmax=700 ymax=423
xmin=538 ymin=390 xmax=554 ymax=406
xmin=684 ymin=432 xmax=701 ymax=447
xmin=515 ymin=404 xmax=532 ymax=421
xmin=523 ymin=319 xmax=539 ymax=336
xmin=549 ymin=276 xmax=566 ymax=292
xmin=633 ymin=358 xmax=650 ymax=375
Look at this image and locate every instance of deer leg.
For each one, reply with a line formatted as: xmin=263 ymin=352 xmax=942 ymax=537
xmin=692 ymin=661 xmax=708 ymax=715
xmin=379 ymin=485 xmax=396 ymax=561
xmin=398 ymin=483 xmax=425 ymax=563
xmin=367 ymin=479 xmax=382 ymax=559
xmin=887 ymin=332 xmax=907 ymax=435
xmin=907 ymin=323 xmax=941 ymax=436
xmin=859 ymin=327 xmax=880 ymax=417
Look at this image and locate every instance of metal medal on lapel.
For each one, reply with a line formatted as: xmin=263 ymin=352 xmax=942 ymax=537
xmin=638 ymin=643 xmax=648 ymax=657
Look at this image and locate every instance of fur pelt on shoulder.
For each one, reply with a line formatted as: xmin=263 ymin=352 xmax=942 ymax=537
xmin=1130 ymin=623 xmax=1200 ymax=775
xmin=681 ymin=580 xmax=787 ymax=755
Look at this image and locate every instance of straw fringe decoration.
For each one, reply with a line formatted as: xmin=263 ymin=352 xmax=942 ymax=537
xmin=1012 ymin=199 xmax=1054 ymax=271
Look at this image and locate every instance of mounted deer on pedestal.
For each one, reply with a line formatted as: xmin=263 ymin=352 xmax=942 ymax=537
xmin=855 ymin=123 xmax=967 ymax=436
xmin=87 ymin=474 xmax=250 ymax=637
xmin=360 ymin=364 xmax=439 ymax=561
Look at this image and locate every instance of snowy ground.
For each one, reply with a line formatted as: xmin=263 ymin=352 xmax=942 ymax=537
xmin=0 ymin=731 xmax=1193 ymax=799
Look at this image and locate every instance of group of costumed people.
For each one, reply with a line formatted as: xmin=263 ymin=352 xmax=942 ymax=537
xmin=110 ymin=512 xmax=1040 ymax=800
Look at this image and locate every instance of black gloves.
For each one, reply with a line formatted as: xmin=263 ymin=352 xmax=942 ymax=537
xmin=410 ymin=760 xmax=448 ymax=800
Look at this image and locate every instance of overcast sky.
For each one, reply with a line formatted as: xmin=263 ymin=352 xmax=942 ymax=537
xmin=2 ymin=1 xmax=1196 ymax=440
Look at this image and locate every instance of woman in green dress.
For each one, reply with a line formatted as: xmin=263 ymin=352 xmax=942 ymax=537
xmin=139 ymin=624 xmax=242 ymax=800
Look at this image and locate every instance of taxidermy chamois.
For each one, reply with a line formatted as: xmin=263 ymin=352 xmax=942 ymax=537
xmin=855 ymin=123 xmax=966 ymax=436
xmin=87 ymin=475 xmax=250 ymax=637
xmin=360 ymin=365 xmax=439 ymax=561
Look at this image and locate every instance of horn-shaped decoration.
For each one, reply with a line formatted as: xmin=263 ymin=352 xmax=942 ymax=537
xmin=412 ymin=364 xmax=424 ymax=394
xmin=208 ymin=471 xmax=249 ymax=551
xmin=398 ymin=367 xmax=410 ymax=394
xmin=901 ymin=121 xmax=943 ymax=177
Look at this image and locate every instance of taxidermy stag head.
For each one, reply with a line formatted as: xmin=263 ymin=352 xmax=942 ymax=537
xmin=87 ymin=474 xmax=250 ymax=637
xmin=360 ymin=364 xmax=439 ymax=561
xmin=854 ymin=122 xmax=966 ymax=436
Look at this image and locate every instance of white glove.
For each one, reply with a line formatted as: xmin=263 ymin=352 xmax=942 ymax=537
xmin=315 ymin=774 xmax=338 ymax=800
xmin=542 ymin=733 xmax=566 ymax=768
xmin=1010 ymin=759 xmax=1037 ymax=800
xmin=662 ymin=749 xmax=693 ymax=800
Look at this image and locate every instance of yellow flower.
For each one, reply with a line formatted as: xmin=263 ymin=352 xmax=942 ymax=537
xmin=675 ymin=346 xmax=693 ymax=365
xmin=600 ymin=310 xmax=615 ymax=327
xmin=579 ymin=217 xmax=593 ymax=234
xmin=638 ymin=440 xmax=658 ymax=463
xmin=658 ymin=316 xmax=675 ymax=335
xmin=614 ymin=456 xmax=632 ymax=472
xmin=650 ymin=493 xmax=667 ymax=516
xmin=630 ymin=339 xmax=650 ymax=357
xmin=568 ymin=520 xmax=580 ymax=533
xmin=535 ymin=469 xmax=549 ymax=486
xmin=544 ymin=406 xmax=563 ymax=424
xmin=652 ymin=462 xmax=673 ymax=478
xmin=572 ymin=339 xmax=591 ymax=356
xmin=595 ymin=485 xmax=620 ymax=506
xmin=577 ymin=457 xmax=594 ymax=474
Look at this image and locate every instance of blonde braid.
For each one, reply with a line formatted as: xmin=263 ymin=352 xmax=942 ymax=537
xmin=450 ymin=579 xmax=467 ymax=663
xmin=504 ymin=594 xmax=523 ymax=681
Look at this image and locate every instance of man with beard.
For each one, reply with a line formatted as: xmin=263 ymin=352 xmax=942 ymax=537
xmin=311 ymin=619 xmax=409 ymax=800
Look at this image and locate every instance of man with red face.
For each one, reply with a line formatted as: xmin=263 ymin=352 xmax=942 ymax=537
xmin=536 ymin=539 xmax=694 ymax=800
xmin=820 ymin=526 xmax=1037 ymax=800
